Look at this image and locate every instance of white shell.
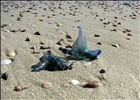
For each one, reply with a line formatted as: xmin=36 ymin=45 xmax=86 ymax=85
xmin=1 ymin=59 xmax=12 ymax=65
xmin=70 ymin=80 xmax=80 ymax=85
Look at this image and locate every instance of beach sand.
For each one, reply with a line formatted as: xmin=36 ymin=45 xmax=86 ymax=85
xmin=1 ymin=1 xmax=140 ymax=100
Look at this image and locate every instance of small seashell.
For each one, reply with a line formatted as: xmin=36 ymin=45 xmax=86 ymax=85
xmin=40 ymin=41 xmax=45 ymax=45
xmin=124 ymin=29 xmax=131 ymax=32
xmin=56 ymin=41 xmax=62 ymax=45
xmin=97 ymin=42 xmax=102 ymax=45
xmin=7 ymin=51 xmax=16 ymax=57
xmin=111 ymin=29 xmax=117 ymax=32
xmin=34 ymin=31 xmax=41 ymax=35
xmin=114 ymin=16 xmax=118 ymax=19
xmin=70 ymin=80 xmax=80 ymax=85
xmin=1 ymin=72 xmax=8 ymax=80
xmin=14 ymin=86 xmax=29 ymax=91
xmin=56 ymin=22 xmax=63 ymax=27
xmin=67 ymin=39 xmax=73 ymax=42
xmin=20 ymin=29 xmax=26 ymax=32
xmin=25 ymin=38 xmax=30 ymax=41
xmin=111 ymin=44 xmax=119 ymax=48
xmin=32 ymin=51 xmax=40 ymax=54
xmin=10 ymin=30 xmax=19 ymax=32
xmin=1 ymin=59 xmax=12 ymax=65
xmin=59 ymin=39 xmax=64 ymax=41
xmin=83 ymin=81 xmax=105 ymax=88
xmin=127 ymin=33 xmax=132 ymax=36
xmin=94 ymin=34 xmax=100 ymax=37
xmin=66 ymin=34 xmax=72 ymax=39
xmin=41 ymin=82 xmax=52 ymax=89
xmin=99 ymin=69 xmax=105 ymax=73
xmin=40 ymin=46 xmax=49 ymax=49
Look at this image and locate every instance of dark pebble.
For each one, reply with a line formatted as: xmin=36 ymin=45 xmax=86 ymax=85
xmin=2 ymin=72 xmax=8 ymax=80
xmin=56 ymin=41 xmax=62 ymax=45
xmin=94 ymin=34 xmax=100 ymax=37
xmin=40 ymin=46 xmax=50 ymax=49
xmin=66 ymin=34 xmax=72 ymax=39
xmin=100 ymin=69 xmax=105 ymax=73
xmin=34 ymin=31 xmax=41 ymax=35
xmin=25 ymin=38 xmax=30 ymax=41
xmin=97 ymin=42 xmax=102 ymax=45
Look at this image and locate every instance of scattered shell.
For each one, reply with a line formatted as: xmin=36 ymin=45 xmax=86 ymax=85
xmin=10 ymin=30 xmax=19 ymax=32
xmin=70 ymin=80 xmax=80 ymax=85
xmin=111 ymin=44 xmax=120 ymax=48
xmin=1 ymin=72 xmax=8 ymax=80
xmin=56 ymin=22 xmax=63 ymax=27
xmin=83 ymin=81 xmax=105 ymax=88
xmin=1 ymin=59 xmax=12 ymax=65
xmin=32 ymin=51 xmax=40 ymax=54
xmin=59 ymin=39 xmax=64 ymax=41
xmin=99 ymin=69 xmax=105 ymax=73
xmin=127 ymin=33 xmax=132 ymax=36
xmin=66 ymin=34 xmax=72 ymax=39
xmin=34 ymin=31 xmax=41 ymax=35
xmin=25 ymin=38 xmax=30 ymax=41
xmin=97 ymin=42 xmax=102 ymax=45
xmin=67 ymin=39 xmax=73 ymax=42
xmin=41 ymin=82 xmax=52 ymax=89
xmin=7 ymin=51 xmax=16 ymax=57
xmin=111 ymin=29 xmax=117 ymax=31
xmin=56 ymin=41 xmax=62 ymax=45
xmin=40 ymin=46 xmax=50 ymax=49
xmin=40 ymin=41 xmax=45 ymax=45
xmin=94 ymin=34 xmax=100 ymax=37
xmin=20 ymin=29 xmax=26 ymax=32
xmin=14 ymin=86 xmax=29 ymax=91
xmin=124 ymin=29 xmax=131 ymax=32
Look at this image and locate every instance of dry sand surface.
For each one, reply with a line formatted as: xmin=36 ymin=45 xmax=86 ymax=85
xmin=1 ymin=1 xmax=140 ymax=100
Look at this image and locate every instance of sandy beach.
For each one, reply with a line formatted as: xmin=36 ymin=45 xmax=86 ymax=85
xmin=1 ymin=1 xmax=140 ymax=100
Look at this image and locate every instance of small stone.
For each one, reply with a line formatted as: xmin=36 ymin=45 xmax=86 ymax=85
xmin=70 ymin=80 xmax=80 ymax=85
xmin=124 ymin=29 xmax=131 ymax=32
xmin=97 ymin=42 xmax=102 ymax=45
xmin=56 ymin=41 xmax=62 ymax=45
xmin=40 ymin=41 xmax=45 ymax=45
xmin=7 ymin=51 xmax=16 ymax=57
xmin=34 ymin=31 xmax=40 ymax=35
xmin=20 ymin=29 xmax=26 ymax=32
xmin=127 ymin=33 xmax=132 ymax=36
xmin=111 ymin=29 xmax=117 ymax=32
xmin=66 ymin=34 xmax=72 ymax=39
xmin=94 ymin=34 xmax=100 ymax=37
xmin=40 ymin=46 xmax=49 ymax=49
xmin=41 ymin=82 xmax=52 ymax=89
xmin=1 ymin=59 xmax=12 ymax=65
xmin=25 ymin=38 xmax=30 ymax=41
xmin=1 ymin=72 xmax=8 ymax=80
xmin=100 ymin=69 xmax=105 ymax=73
xmin=56 ymin=23 xmax=63 ymax=27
